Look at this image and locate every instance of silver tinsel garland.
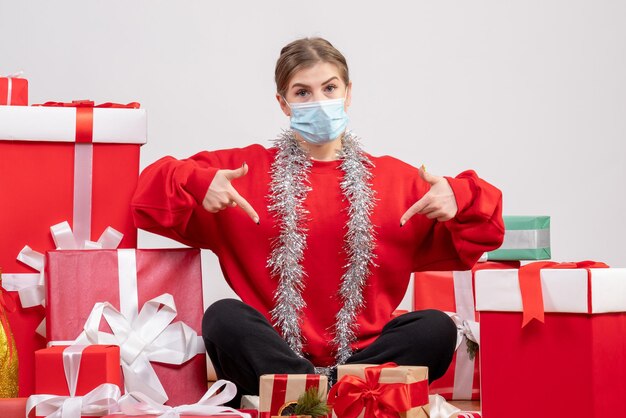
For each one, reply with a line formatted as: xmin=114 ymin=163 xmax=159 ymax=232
xmin=267 ymin=130 xmax=377 ymax=370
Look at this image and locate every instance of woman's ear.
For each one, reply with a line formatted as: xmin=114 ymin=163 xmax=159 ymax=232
xmin=345 ymin=82 xmax=353 ymax=109
xmin=276 ymin=94 xmax=291 ymax=117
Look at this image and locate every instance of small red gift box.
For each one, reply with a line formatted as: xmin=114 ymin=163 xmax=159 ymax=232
xmin=0 ymin=101 xmax=146 ymax=396
xmin=35 ymin=345 xmax=122 ymax=395
xmin=412 ymin=261 xmax=519 ymax=400
xmin=29 ymin=345 xmax=122 ymax=418
xmin=45 ymin=248 xmax=207 ymax=406
xmin=0 ymin=74 xmax=28 ymax=105
xmin=259 ymin=374 xmax=328 ymax=418
xmin=475 ymin=263 xmax=626 ymax=418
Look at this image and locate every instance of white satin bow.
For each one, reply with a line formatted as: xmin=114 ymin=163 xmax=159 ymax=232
xmin=72 ymin=293 xmax=205 ymax=404
xmin=118 ymin=380 xmax=251 ymax=418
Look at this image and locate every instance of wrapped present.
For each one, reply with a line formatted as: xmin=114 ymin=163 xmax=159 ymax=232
xmin=101 ymin=380 xmax=253 ymax=417
xmin=0 ymin=100 xmax=146 ymax=396
xmin=0 ymin=397 xmax=34 ymax=418
xmin=259 ymin=374 xmax=328 ymax=418
xmin=45 ymin=248 xmax=207 ymax=406
xmin=412 ymin=261 xmax=519 ymax=400
xmin=0 ymin=271 xmax=19 ymax=397
xmin=475 ymin=261 xmax=626 ymax=418
xmin=28 ymin=345 xmax=122 ymax=418
xmin=329 ymin=363 xmax=429 ymax=418
xmin=482 ymin=216 xmax=550 ymax=261
xmin=0 ymin=72 xmax=28 ymax=105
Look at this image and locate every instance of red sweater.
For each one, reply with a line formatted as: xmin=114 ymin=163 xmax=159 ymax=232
xmin=131 ymin=144 xmax=504 ymax=367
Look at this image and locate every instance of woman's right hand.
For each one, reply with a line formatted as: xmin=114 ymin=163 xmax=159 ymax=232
xmin=202 ymin=162 xmax=260 ymax=224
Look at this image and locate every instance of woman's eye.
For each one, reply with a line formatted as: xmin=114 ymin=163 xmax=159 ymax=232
xmin=325 ymin=84 xmax=337 ymax=93
xmin=296 ymin=89 xmax=308 ymax=97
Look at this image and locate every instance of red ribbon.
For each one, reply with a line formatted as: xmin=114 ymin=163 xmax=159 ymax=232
xmin=0 ymin=283 xmax=17 ymax=364
xmin=328 ymin=363 xmax=429 ymax=418
xmin=519 ymin=260 xmax=610 ymax=327
xmin=33 ymin=100 xmax=140 ymax=143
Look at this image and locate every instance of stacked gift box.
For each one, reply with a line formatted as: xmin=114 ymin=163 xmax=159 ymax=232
xmin=412 ymin=215 xmax=551 ymax=402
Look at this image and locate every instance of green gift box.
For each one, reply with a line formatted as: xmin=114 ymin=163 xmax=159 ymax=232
xmin=484 ymin=216 xmax=550 ymax=261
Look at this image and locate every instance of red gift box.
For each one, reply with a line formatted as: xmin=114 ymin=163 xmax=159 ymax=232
xmin=0 ymin=102 xmax=146 ymax=397
xmin=35 ymin=345 xmax=122 ymax=395
xmin=45 ymin=248 xmax=207 ymax=406
xmin=0 ymin=74 xmax=28 ymax=105
xmin=412 ymin=261 xmax=519 ymax=400
xmin=29 ymin=345 xmax=122 ymax=418
xmin=475 ymin=264 xmax=626 ymax=418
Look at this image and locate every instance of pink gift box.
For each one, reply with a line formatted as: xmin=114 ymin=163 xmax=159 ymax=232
xmin=45 ymin=248 xmax=207 ymax=406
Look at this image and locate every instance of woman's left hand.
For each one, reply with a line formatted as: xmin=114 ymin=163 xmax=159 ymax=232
xmin=400 ymin=166 xmax=458 ymax=226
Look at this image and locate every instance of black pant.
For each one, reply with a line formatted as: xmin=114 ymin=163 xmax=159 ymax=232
xmin=202 ymin=299 xmax=457 ymax=403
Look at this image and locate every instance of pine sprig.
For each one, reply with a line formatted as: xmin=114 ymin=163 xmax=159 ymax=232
xmin=289 ymin=387 xmax=329 ymax=417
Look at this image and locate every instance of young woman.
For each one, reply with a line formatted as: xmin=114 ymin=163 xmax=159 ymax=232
xmin=132 ymin=37 xmax=504 ymax=399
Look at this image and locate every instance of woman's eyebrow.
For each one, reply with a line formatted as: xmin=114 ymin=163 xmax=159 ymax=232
xmin=291 ymin=76 xmax=339 ymax=89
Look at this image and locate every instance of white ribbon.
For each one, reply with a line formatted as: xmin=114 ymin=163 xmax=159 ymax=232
xmin=117 ymin=380 xmax=251 ymax=418
xmin=71 ymin=292 xmax=205 ymax=405
xmin=499 ymin=229 xmax=550 ymax=250
xmin=2 ymin=71 xmax=23 ymax=105
xmin=0 ymin=222 xmax=123 ymax=337
xmin=449 ymin=271 xmax=480 ymax=400
xmin=428 ymin=394 xmax=481 ymax=418
xmin=26 ymin=345 xmax=121 ymax=418
xmin=26 ymin=383 xmax=121 ymax=418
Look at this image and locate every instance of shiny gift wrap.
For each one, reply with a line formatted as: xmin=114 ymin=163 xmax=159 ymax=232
xmin=0 ymin=101 xmax=146 ymax=396
xmin=0 ymin=273 xmax=18 ymax=397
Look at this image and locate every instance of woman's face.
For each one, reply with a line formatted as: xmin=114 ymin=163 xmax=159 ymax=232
xmin=277 ymin=61 xmax=352 ymax=117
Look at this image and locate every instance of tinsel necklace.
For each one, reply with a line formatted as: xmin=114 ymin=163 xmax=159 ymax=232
xmin=267 ymin=129 xmax=377 ymax=374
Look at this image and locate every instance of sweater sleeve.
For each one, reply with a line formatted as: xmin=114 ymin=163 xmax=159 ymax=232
xmin=131 ymin=147 xmax=250 ymax=250
xmin=412 ymin=170 xmax=505 ymax=271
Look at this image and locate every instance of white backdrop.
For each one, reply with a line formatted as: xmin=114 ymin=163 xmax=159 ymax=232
xmin=2 ymin=1 xmax=625 ymax=309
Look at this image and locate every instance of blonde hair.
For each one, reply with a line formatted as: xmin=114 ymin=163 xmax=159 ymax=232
xmin=275 ymin=37 xmax=349 ymax=97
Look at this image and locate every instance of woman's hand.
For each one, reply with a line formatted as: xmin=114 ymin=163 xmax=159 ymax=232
xmin=203 ymin=162 xmax=260 ymax=224
xmin=400 ymin=166 xmax=458 ymax=226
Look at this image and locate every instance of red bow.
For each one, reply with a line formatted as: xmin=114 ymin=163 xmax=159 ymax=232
xmin=328 ymin=363 xmax=429 ymax=418
xmin=33 ymin=100 xmax=140 ymax=143
xmin=520 ymin=260 xmax=609 ymax=327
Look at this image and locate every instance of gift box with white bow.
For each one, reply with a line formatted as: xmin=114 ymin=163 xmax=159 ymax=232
xmin=45 ymin=248 xmax=207 ymax=407
xmin=412 ymin=261 xmax=519 ymax=400
xmin=0 ymin=101 xmax=146 ymax=397
xmin=475 ymin=262 xmax=626 ymax=418
xmin=28 ymin=345 xmax=122 ymax=418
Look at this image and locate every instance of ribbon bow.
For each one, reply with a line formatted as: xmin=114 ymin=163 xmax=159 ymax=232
xmin=448 ymin=313 xmax=480 ymax=349
xmin=328 ymin=363 xmax=429 ymax=418
xmin=70 ymin=293 xmax=205 ymax=404
xmin=1 ymin=222 xmax=122 ymax=337
xmin=26 ymin=345 xmax=121 ymax=418
xmin=117 ymin=380 xmax=251 ymax=418
xmin=519 ymin=260 xmax=610 ymax=327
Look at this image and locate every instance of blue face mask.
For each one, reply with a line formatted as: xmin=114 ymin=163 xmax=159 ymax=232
xmin=284 ymin=96 xmax=349 ymax=145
